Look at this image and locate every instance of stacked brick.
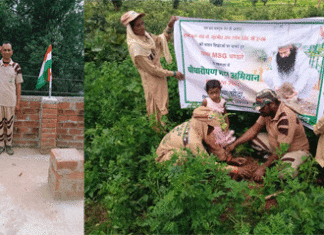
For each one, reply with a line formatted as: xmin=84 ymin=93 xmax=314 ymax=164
xmin=48 ymin=148 xmax=84 ymax=200
xmin=14 ymin=96 xmax=41 ymax=147
xmin=13 ymin=96 xmax=84 ymax=151
xmin=40 ymin=97 xmax=59 ymax=154
xmin=56 ymin=97 xmax=84 ymax=149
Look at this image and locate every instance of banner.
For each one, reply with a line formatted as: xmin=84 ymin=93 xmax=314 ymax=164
xmin=174 ymin=17 xmax=324 ymax=128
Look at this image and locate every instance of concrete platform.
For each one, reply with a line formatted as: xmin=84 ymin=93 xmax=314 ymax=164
xmin=0 ymin=148 xmax=84 ymax=235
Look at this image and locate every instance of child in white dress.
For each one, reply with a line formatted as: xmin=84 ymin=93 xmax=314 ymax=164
xmin=201 ymin=79 xmax=236 ymax=147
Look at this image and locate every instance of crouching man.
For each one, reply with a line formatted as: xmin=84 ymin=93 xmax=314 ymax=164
xmin=156 ymin=106 xmax=252 ymax=178
xmin=226 ymin=89 xmax=310 ymax=182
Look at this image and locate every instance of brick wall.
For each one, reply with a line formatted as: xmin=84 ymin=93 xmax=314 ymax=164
xmin=14 ymin=96 xmax=84 ymax=152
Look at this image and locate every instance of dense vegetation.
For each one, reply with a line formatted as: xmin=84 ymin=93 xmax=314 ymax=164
xmin=0 ymin=0 xmax=84 ymax=96
xmin=85 ymin=0 xmax=324 ymax=233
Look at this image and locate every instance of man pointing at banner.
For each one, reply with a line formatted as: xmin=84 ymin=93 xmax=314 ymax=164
xmin=0 ymin=43 xmax=23 ymax=155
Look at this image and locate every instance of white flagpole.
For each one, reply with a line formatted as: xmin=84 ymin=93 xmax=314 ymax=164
xmin=49 ymin=68 xmax=52 ymax=98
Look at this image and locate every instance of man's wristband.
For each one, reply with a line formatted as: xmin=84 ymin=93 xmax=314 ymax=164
xmin=232 ymin=167 xmax=239 ymax=174
xmin=173 ymin=71 xmax=176 ymax=77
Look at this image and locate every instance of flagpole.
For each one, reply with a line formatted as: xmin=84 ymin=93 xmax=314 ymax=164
xmin=48 ymin=68 xmax=52 ymax=98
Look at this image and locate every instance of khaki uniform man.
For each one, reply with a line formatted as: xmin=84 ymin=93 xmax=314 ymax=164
xmin=226 ymin=89 xmax=309 ymax=182
xmin=0 ymin=43 xmax=23 ymax=155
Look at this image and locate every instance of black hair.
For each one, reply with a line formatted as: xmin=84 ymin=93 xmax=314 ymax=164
xmin=2 ymin=42 xmax=12 ymax=49
xmin=129 ymin=16 xmax=143 ymax=28
xmin=205 ymin=79 xmax=222 ymax=92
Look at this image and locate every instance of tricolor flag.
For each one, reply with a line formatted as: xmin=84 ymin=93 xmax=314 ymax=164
xmin=36 ymin=45 xmax=52 ymax=89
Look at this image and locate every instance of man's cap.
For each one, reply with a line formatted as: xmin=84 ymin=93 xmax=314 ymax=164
xmin=120 ymin=11 xmax=145 ymax=27
xmin=254 ymin=89 xmax=278 ymax=110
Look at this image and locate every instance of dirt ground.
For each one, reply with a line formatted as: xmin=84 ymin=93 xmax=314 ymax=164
xmin=0 ymin=148 xmax=84 ymax=235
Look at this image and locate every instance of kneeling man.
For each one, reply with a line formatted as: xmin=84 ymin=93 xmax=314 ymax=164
xmin=156 ymin=106 xmax=251 ymax=178
xmin=226 ymin=89 xmax=309 ymax=182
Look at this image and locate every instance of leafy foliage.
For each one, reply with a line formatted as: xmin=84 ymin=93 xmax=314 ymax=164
xmin=85 ymin=0 xmax=323 ymax=234
xmin=0 ymin=0 xmax=84 ymax=96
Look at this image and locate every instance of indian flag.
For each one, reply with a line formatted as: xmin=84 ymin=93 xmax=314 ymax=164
xmin=36 ymin=45 xmax=52 ymax=89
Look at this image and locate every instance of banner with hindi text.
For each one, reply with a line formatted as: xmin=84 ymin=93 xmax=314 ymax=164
xmin=174 ymin=17 xmax=324 ymax=127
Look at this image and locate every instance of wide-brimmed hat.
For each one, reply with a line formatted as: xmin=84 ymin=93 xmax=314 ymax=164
xmin=254 ymin=89 xmax=278 ymax=110
xmin=120 ymin=11 xmax=145 ymax=27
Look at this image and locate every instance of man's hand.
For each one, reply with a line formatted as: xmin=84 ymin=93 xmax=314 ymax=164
xmin=229 ymin=157 xmax=247 ymax=166
xmin=253 ymin=166 xmax=266 ymax=182
xmin=175 ymin=71 xmax=184 ymax=80
xmin=15 ymin=102 xmax=20 ymax=112
xmin=237 ymin=165 xmax=252 ymax=178
xmin=168 ymin=16 xmax=178 ymax=28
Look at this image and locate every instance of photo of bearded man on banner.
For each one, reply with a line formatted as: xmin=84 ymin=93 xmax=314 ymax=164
xmin=262 ymin=27 xmax=324 ymax=116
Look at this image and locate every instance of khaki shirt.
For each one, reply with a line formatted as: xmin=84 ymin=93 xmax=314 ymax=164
xmin=0 ymin=59 xmax=23 ymax=107
xmin=256 ymin=103 xmax=309 ymax=153
xmin=314 ymin=116 xmax=324 ymax=167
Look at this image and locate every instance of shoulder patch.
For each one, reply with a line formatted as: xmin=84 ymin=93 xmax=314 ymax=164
xmin=13 ymin=63 xmax=22 ymax=74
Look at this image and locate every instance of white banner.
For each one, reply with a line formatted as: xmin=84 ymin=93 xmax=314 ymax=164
xmin=174 ymin=17 xmax=324 ymax=127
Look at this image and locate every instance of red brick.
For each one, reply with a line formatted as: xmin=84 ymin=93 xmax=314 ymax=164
xmin=76 ymin=136 xmax=84 ymax=141
xmin=30 ymin=101 xmax=41 ymax=108
xmin=43 ymin=108 xmax=58 ymax=115
xmin=31 ymin=127 xmax=39 ymax=133
xmin=23 ymin=108 xmax=39 ymax=114
xmin=77 ymin=123 xmax=84 ymax=128
xmin=58 ymin=115 xmax=68 ymax=122
xmin=56 ymin=161 xmax=78 ymax=171
xmin=58 ymin=109 xmax=64 ymax=115
xmin=29 ymin=114 xmax=39 ymax=121
xmin=64 ymin=110 xmax=77 ymax=116
xmin=68 ymin=143 xmax=84 ymax=149
xmin=41 ymin=119 xmax=53 ymax=123
xmin=43 ymin=103 xmax=57 ymax=109
xmin=13 ymin=133 xmax=24 ymax=139
xmin=75 ymin=102 xmax=84 ymax=109
xmin=41 ymin=133 xmax=56 ymax=139
xmin=67 ymin=172 xmax=84 ymax=180
xmin=14 ymin=140 xmax=27 ymax=145
xmin=63 ymin=123 xmax=77 ymax=128
xmin=23 ymin=133 xmax=37 ymax=139
xmin=58 ymin=102 xmax=70 ymax=109
xmin=24 ymin=121 xmax=38 ymax=128
xmin=59 ymin=135 xmax=74 ymax=141
xmin=41 ymin=138 xmax=56 ymax=145
xmin=16 ymin=127 xmax=30 ymax=133
xmin=57 ymin=129 xmax=68 ymax=134
xmin=42 ymin=128 xmax=56 ymax=133
xmin=42 ymin=122 xmax=57 ymax=128
xmin=15 ymin=113 xmax=28 ymax=120
xmin=68 ymin=116 xmax=79 ymax=122
xmin=14 ymin=122 xmax=23 ymax=127
xmin=77 ymin=110 xmax=84 ymax=116
xmin=20 ymin=101 xmax=29 ymax=107
xmin=69 ymin=129 xmax=83 ymax=135
xmin=42 ymin=114 xmax=57 ymax=119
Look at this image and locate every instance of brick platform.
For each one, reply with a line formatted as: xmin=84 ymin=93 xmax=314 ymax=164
xmin=48 ymin=148 xmax=84 ymax=200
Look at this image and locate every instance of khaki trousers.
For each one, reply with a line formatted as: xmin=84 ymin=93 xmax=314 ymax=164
xmin=0 ymin=106 xmax=15 ymax=147
xmin=251 ymin=132 xmax=309 ymax=170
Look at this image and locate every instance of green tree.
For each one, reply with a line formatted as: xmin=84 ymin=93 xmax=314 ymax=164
xmin=0 ymin=0 xmax=84 ymax=96
xmin=210 ymin=0 xmax=223 ymax=6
